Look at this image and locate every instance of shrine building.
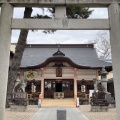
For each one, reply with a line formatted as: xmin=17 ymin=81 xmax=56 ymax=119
xmin=18 ymin=44 xmax=112 ymax=100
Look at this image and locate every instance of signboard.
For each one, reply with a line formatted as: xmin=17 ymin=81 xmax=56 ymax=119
xmin=56 ymin=67 xmax=62 ymax=77
xmin=24 ymin=70 xmax=38 ymax=80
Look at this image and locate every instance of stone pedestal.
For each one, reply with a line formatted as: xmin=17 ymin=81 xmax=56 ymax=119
xmin=90 ymin=106 xmax=109 ymax=112
xmin=57 ymin=108 xmax=66 ymax=120
xmin=10 ymin=92 xmax=28 ymax=112
xmin=109 ymin=103 xmax=116 ymax=108
xmin=10 ymin=105 xmax=27 ymax=112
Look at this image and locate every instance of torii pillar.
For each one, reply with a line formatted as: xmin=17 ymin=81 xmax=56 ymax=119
xmin=0 ymin=4 xmax=13 ymax=120
xmin=109 ymin=3 xmax=120 ymax=120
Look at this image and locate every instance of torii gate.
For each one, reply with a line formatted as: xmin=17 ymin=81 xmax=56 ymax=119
xmin=0 ymin=0 xmax=120 ymax=120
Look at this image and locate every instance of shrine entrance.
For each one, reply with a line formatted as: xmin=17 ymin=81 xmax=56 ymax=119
xmin=1 ymin=1 xmax=120 ymax=120
xmin=56 ymin=81 xmax=62 ymax=92
xmin=44 ymin=79 xmax=74 ymax=98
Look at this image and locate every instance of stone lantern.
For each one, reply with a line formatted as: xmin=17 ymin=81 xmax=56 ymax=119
xmin=93 ymin=78 xmax=98 ymax=92
xmin=99 ymin=66 xmax=108 ymax=93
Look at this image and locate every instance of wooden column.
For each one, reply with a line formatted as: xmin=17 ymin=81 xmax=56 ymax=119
xmin=0 ymin=3 xmax=13 ymax=120
xmin=108 ymin=3 xmax=120 ymax=120
xmin=74 ymin=79 xmax=77 ymax=98
xmin=40 ymin=68 xmax=44 ymax=98
xmin=41 ymin=78 xmax=44 ymax=98
xmin=74 ymin=68 xmax=77 ymax=99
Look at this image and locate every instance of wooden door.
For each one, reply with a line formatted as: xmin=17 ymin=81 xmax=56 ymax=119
xmin=44 ymin=80 xmax=55 ymax=98
xmin=62 ymin=80 xmax=74 ymax=98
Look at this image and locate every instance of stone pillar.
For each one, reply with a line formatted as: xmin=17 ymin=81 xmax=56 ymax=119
xmin=55 ymin=6 xmax=66 ymax=18
xmin=0 ymin=3 xmax=13 ymax=120
xmin=57 ymin=108 xmax=66 ymax=120
xmin=108 ymin=3 xmax=120 ymax=120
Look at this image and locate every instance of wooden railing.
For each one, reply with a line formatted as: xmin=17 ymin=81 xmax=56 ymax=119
xmin=27 ymin=92 xmax=41 ymax=99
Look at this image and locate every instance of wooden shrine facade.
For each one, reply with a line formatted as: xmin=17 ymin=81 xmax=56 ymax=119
xmin=18 ymin=44 xmax=112 ymax=101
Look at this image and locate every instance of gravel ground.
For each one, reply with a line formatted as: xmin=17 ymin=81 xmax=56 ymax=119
xmin=5 ymin=105 xmax=39 ymax=120
xmin=78 ymin=105 xmax=116 ymax=120
xmin=5 ymin=105 xmax=116 ymax=120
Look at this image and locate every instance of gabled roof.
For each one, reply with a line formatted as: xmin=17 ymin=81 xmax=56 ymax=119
xmin=20 ymin=44 xmax=112 ymax=69
xmin=53 ymin=48 xmax=65 ymax=57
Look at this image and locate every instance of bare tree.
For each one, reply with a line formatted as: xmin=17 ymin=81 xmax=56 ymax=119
xmin=87 ymin=31 xmax=111 ymax=60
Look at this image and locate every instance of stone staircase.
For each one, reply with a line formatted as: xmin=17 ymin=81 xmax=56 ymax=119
xmin=41 ymin=98 xmax=75 ymax=107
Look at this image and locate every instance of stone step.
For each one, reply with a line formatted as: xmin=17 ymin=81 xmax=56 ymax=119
xmin=41 ymin=99 xmax=75 ymax=107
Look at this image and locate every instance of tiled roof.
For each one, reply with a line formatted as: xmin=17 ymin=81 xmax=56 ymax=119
xmin=20 ymin=44 xmax=112 ymax=68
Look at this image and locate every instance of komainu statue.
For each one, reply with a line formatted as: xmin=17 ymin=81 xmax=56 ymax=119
xmin=90 ymin=81 xmax=109 ymax=106
xmin=13 ymin=77 xmax=27 ymax=93
xmin=10 ymin=72 xmax=27 ymax=107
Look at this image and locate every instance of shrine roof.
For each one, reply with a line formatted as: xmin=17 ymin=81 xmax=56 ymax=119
xmin=20 ymin=44 xmax=112 ymax=69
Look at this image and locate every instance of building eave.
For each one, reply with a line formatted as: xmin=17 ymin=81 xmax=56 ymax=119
xmin=20 ymin=56 xmax=112 ymax=70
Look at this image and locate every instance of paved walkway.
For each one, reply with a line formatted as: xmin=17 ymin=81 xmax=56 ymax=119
xmin=30 ymin=107 xmax=89 ymax=120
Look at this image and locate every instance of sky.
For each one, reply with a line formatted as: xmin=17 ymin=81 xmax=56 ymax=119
xmin=11 ymin=7 xmax=108 ymax=44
